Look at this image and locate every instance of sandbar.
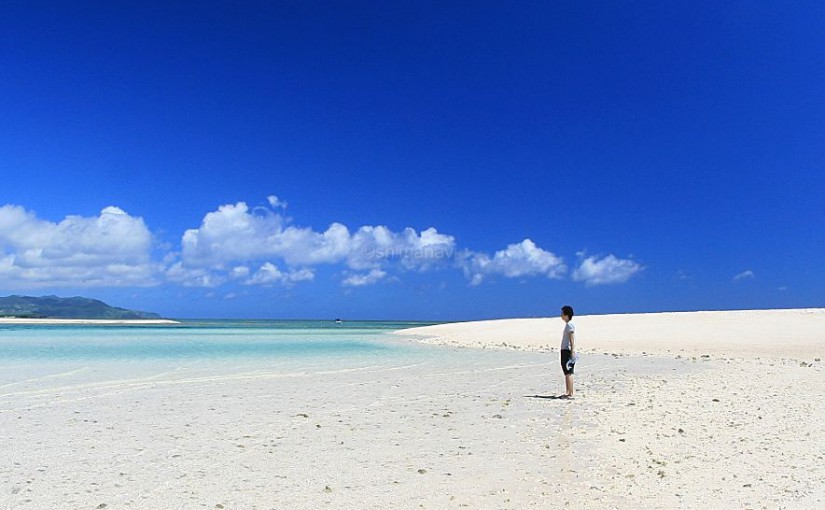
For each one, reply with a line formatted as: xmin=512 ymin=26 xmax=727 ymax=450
xmin=1 ymin=309 xmax=823 ymax=509
xmin=395 ymin=308 xmax=825 ymax=359
xmin=0 ymin=318 xmax=180 ymax=325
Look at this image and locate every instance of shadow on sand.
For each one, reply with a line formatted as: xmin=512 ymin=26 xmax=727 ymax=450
xmin=524 ymin=394 xmax=573 ymax=400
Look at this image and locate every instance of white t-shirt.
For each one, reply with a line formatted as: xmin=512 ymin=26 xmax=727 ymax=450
xmin=561 ymin=321 xmax=575 ymax=350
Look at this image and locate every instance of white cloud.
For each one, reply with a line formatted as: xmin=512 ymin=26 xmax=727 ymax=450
xmin=165 ymin=262 xmax=225 ymax=288
xmin=0 ymin=204 xmax=158 ymax=288
xmin=0 ymin=196 xmax=645 ymax=292
xmin=180 ymin=201 xmax=285 ymax=267
xmin=460 ymin=239 xmax=566 ymax=286
xmin=572 ymin=254 xmax=643 ymax=286
xmin=179 ymin=201 xmax=353 ymax=269
xmin=733 ymin=270 xmax=755 ymax=281
xmin=347 ymin=226 xmax=455 ymax=270
xmin=278 ymin=222 xmax=353 ymax=266
xmin=267 ymin=195 xmax=288 ymax=209
xmin=342 ymin=269 xmax=388 ymax=287
xmin=245 ymin=263 xmax=314 ymax=285
xmin=178 ymin=200 xmax=455 ymax=286
xmin=230 ymin=266 xmax=250 ymax=279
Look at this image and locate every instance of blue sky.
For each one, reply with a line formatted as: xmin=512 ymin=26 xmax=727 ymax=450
xmin=1 ymin=1 xmax=823 ymax=320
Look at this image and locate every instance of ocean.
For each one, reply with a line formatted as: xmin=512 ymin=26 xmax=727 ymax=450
xmin=0 ymin=320 xmax=435 ymax=361
xmin=0 ymin=319 xmax=558 ymax=415
xmin=0 ymin=320 xmax=444 ymax=392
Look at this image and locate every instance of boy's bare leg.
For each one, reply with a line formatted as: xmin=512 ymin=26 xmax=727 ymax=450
xmin=565 ymin=374 xmax=574 ymax=397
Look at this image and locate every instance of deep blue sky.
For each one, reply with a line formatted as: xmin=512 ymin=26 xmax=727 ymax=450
xmin=1 ymin=1 xmax=823 ymax=320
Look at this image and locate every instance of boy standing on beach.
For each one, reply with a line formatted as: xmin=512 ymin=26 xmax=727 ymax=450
xmin=560 ymin=305 xmax=576 ymax=398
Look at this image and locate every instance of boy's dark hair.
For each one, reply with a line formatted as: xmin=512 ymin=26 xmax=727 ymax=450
xmin=561 ymin=305 xmax=574 ymax=318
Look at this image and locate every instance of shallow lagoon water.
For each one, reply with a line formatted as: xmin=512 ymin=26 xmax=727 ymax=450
xmin=0 ymin=320 xmax=563 ymax=418
xmin=0 ymin=320 xmax=430 ymax=360
xmin=0 ymin=320 xmax=428 ymax=380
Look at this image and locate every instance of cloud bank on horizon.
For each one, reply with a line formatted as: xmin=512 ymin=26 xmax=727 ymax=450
xmin=0 ymin=196 xmax=643 ymax=290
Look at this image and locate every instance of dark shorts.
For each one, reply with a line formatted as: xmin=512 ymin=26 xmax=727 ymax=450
xmin=561 ymin=349 xmax=575 ymax=375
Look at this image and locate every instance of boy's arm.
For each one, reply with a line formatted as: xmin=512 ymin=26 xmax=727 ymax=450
xmin=569 ymin=331 xmax=575 ymax=355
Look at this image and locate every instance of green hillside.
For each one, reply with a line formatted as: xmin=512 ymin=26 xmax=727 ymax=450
xmin=0 ymin=295 xmax=161 ymax=319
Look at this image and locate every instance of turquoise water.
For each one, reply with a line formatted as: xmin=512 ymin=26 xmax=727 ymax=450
xmin=0 ymin=320 xmax=452 ymax=394
xmin=0 ymin=320 xmax=437 ymax=361
xmin=0 ymin=320 xmax=556 ymax=412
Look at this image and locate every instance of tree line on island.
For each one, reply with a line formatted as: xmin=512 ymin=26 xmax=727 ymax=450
xmin=0 ymin=295 xmax=161 ymax=320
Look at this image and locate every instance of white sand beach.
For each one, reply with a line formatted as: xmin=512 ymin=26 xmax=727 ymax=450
xmin=1 ymin=309 xmax=823 ymax=509
xmin=0 ymin=318 xmax=180 ymax=325
xmin=396 ymin=308 xmax=825 ymax=359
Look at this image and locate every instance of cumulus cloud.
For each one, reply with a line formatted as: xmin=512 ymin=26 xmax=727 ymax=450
xmin=342 ymin=269 xmax=388 ymax=287
xmin=460 ymin=239 xmax=566 ymax=286
xmin=230 ymin=266 xmax=250 ymax=279
xmin=165 ymin=262 xmax=225 ymax=288
xmin=267 ymin=195 xmax=287 ymax=209
xmin=177 ymin=199 xmax=455 ymax=286
xmin=180 ymin=202 xmax=353 ymax=269
xmin=245 ymin=263 xmax=314 ymax=285
xmin=347 ymin=226 xmax=455 ymax=271
xmin=0 ymin=204 xmax=158 ymax=288
xmin=733 ymin=270 xmax=755 ymax=281
xmin=0 ymin=196 xmax=646 ymax=291
xmin=180 ymin=202 xmax=285 ymax=267
xmin=572 ymin=254 xmax=643 ymax=286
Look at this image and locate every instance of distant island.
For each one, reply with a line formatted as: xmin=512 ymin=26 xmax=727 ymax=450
xmin=0 ymin=295 xmax=163 ymax=320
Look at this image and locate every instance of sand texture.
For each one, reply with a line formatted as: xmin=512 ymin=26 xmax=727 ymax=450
xmin=2 ymin=309 xmax=824 ymax=509
xmin=396 ymin=308 xmax=825 ymax=359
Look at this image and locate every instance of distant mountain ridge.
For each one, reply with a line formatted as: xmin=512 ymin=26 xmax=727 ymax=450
xmin=0 ymin=295 xmax=161 ymax=319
